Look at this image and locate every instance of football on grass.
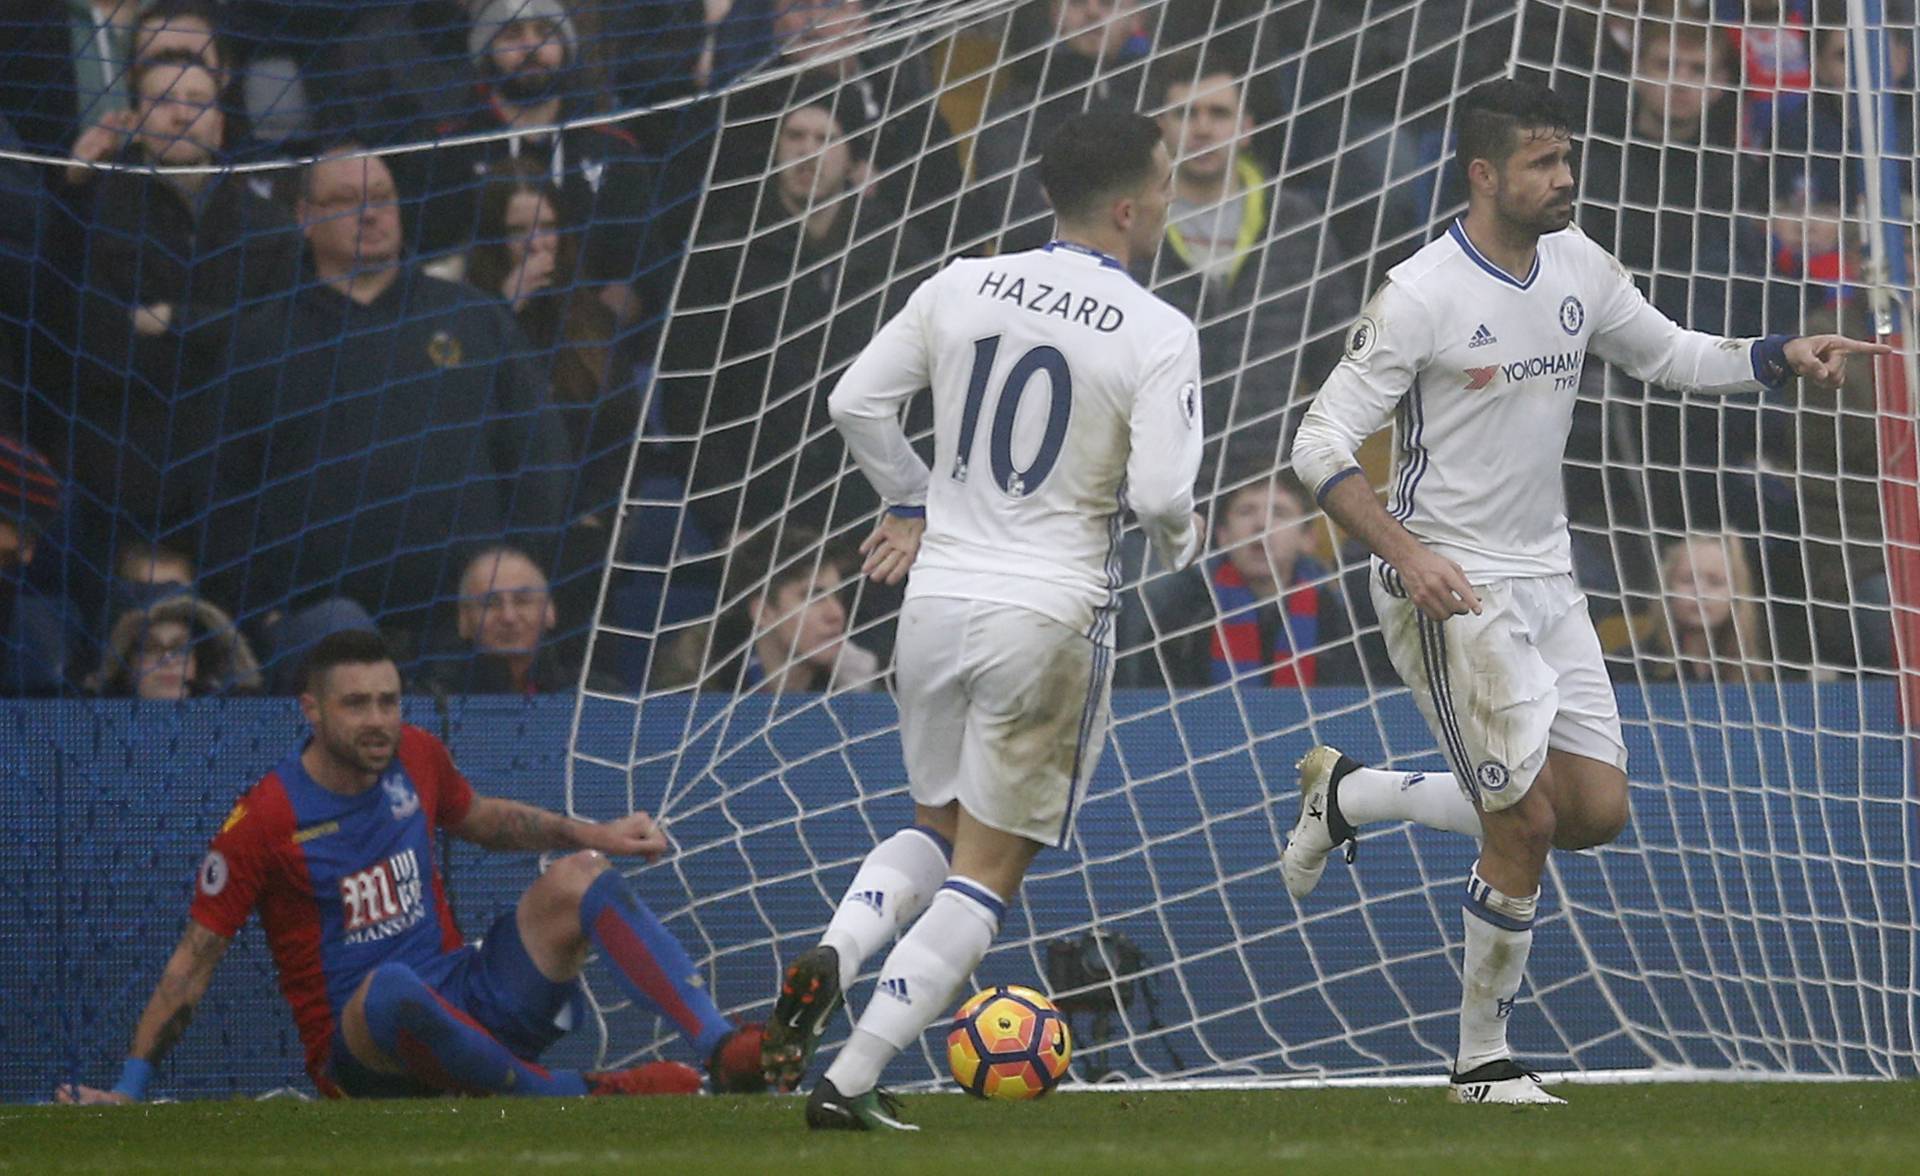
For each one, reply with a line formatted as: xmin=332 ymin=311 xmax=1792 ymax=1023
xmin=947 ymin=984 xmax=1072 ymax=1099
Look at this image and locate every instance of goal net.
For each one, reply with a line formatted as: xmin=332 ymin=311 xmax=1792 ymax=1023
xmin=574 ymin=0 xmax=1920 ymax=1087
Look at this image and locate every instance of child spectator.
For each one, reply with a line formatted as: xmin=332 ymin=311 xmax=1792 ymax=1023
xmin=1603 ymin=533 xmax=1773 ymax=682
xmin=650 ymin=525 xmax=879 ymax=694
xmin=90 ymin=593 xmax=262 ymax=698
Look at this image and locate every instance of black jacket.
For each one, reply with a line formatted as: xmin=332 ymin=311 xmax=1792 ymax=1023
xmin=659 ymin=184 xmax=938 ymax=537
xmin=75 ymin=160 xmax=301 ymax=531
xmin=208 ymin=269 xmax=574 ymax=627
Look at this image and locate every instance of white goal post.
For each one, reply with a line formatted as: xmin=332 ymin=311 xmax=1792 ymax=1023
xmin=570 ymin=0 xmax=1920 ymax=1085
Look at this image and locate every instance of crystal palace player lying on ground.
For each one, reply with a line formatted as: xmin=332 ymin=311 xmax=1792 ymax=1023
xmin=1285 ymin=78 xmax=1888 ymax=1105
xmin=758 ymin=110 xmax=1204 ymax=1130
xmin=55 ymin=630 xmax=764 ymax=1103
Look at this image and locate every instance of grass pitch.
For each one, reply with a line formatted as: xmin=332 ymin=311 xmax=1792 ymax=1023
xmin=4 ymin=1083 xmax=1918 ymax=1175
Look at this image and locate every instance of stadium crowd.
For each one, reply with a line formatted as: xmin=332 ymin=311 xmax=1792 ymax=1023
xmin=0 ymin=0 xmax=1911 ymax=700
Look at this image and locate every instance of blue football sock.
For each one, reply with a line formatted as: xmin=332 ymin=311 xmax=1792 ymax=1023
xmin=579 ymin=868 xmax=735 ymax=1056
xmin=360 ymin=962 xmax=588 ymax=1097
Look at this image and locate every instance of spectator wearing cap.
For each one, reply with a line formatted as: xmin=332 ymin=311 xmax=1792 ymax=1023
xmin=391 ymin=0 xmax=671 ymax=313
xmin=1 ymin=434 xmax=77 ymax=696
xmin=659 ymin=98 xmax=938 ymax=539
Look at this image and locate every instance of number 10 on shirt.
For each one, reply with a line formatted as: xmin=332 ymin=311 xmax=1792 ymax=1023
xmin=953 ymin=334 xmax=1073 ymax=498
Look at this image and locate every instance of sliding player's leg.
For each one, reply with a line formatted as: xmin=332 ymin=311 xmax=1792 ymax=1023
xmin=513 ymin=849 xmax=764 ymax=1091
xmin=334 ymin=942 xmax=702 ymax=1098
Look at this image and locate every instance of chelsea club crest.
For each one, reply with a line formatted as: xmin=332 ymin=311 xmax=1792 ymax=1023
xmin=1558 ymin=295 xmax=1584 ymax=335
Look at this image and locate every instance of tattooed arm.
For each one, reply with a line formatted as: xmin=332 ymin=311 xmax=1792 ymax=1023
xmin=56 ymin=920 xmax=230 ymax=1104
xmin=453 ymin=796 xmax=669 ymax=862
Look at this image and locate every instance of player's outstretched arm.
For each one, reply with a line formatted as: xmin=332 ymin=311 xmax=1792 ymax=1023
xmin=55 ymin=920 xmax=231 ymax=1105
xmin=1784 ymin=334 xmax=1895 ymax=390
xmin=453 ymin=796 xmax=669 ymax=862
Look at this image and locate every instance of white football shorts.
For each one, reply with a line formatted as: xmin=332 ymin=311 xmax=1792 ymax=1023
xmin=1371 ymin=565 xmax=1627 ymax=813
xmin=894 ymin=594 xmax=1112 ymax=847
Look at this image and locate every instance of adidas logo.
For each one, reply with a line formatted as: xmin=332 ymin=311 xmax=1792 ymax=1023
xmin=1496 ymin=996 xmax=1516 ymax=1020
xmin=878 ymin=977 xmax=910 ymax=1003
xmin=851 ymin=889 xmax=885 ymax=916
xmin=1468 ymin=323 xmax=1497 ymax=348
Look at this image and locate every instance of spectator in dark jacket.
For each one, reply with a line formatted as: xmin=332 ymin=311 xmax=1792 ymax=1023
xmin=419 ymin=545 xmax=614 ymax=695
xmin=77 ymin=52 xmax=300 ymax=538
xmin=1142 ymin=52 xmax=1361 ymax=495
xmin=1580 ymin=18 xmax=1770 ymax=535
xmin=89 ymin=592 xmax=262 ymax=698
xmin=391 ymin=0 xmax=672 ymax=303
xmin=709 ymin=0 xmax=967 ymax=249
xmin=466 ymin=158 xmax=640 ymax=517
xmin=1116 ymin=473 xmax=1359 ymax=689
xmin=208 ymin=146 xmax=573 ymax=637
xmin=660 ymin=99 xmax=938 ymax=539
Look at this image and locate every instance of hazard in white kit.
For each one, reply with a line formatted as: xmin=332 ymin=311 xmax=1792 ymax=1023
xmin=829 ymin=240 xmax=1204 ymax=845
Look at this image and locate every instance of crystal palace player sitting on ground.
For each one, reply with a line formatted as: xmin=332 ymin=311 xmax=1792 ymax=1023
xmin=56 ymin=631 xmax=763 ymax=1103
xmin=1285 ymin=77 xmax=1886 ymax=1106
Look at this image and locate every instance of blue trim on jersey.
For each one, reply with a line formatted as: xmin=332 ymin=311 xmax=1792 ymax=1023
xmin=1417 ymin=615 xmax=1476 ymax=794
xmin=1750 ymin=334 xmax=1795 ymax=388
xmin=1389 ymin=376 xmax=1428 ymax=521
xmin=1448 ymin=220 xmax=1540 ymax=290
xmin=941 ymin=878 xmax=1008 ymax=923
xmin=1089 ymin=479 xmax=1127 ymax=643
xmin=885 ymin=503 xmax=927 ymax=519
xmin=1058 ymin=638 xmax=1111 ymax=847
xmin=1043 ymin=239 xmax=1128 ymax=272
xmin=1315 ymin=466 xmax=1364 ymax=506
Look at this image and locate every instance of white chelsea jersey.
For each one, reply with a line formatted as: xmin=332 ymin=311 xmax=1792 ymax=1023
xmin=1292 ymin=221 xmax=1774 ymax=581
xmin=829 ymin=242 xmax=1203 ymax=640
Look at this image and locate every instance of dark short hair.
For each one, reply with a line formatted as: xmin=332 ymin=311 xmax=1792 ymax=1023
xmin=1038 ymin=110 xmax=1164 ymax=223
xmin=300 ymin=628 xmax=395 ymax=696
xmin=1454 ymin=77 xmax=1570 ymax=181
xmin=1217 ymin=468 xmax=1310 ymax=520
xmin=1149 ymin=47 xmax=1250 ymax=110
xmin=128 ymin=48 xmax=218 ymax=105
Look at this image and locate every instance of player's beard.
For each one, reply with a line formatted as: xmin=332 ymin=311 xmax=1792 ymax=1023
xmin=321 ymin=723 xmax=395 ymax=777
xmin=1497 ymin=190 xmax=1575 ymax=237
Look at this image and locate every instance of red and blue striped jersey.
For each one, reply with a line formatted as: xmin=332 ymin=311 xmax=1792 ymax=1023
xmin=189 ymin=725 xmax=475 ymax=1086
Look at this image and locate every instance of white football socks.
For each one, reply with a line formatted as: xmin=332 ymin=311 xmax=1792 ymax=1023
xmin=1457 ymin=865 xmax=1538 ymax=1073
xmin=1338 ymin=766 xmax=1483 ymax=838
xmin=823 ymin=876 xmax=1003 ymax=1097
xmin=819 ymin=826 xmax=951 ymax=991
